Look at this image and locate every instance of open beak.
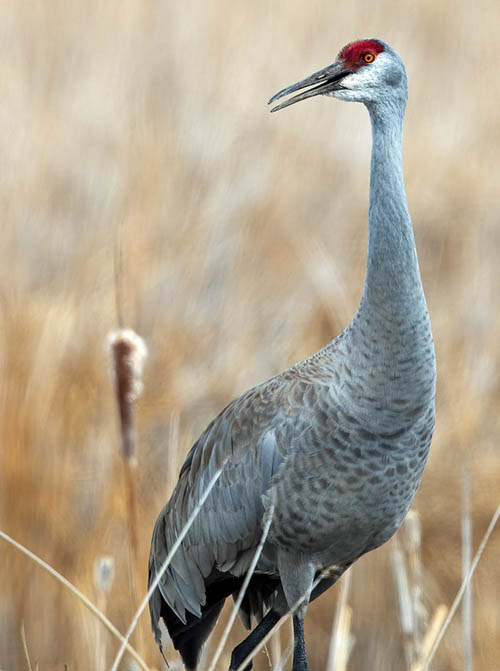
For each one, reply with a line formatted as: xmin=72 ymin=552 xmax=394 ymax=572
xmin=268 ymin=60 xmax=352 ymax=112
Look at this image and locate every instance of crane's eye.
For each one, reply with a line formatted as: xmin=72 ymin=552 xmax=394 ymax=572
xmin=363 ymin=53 xmax=375 ymax=63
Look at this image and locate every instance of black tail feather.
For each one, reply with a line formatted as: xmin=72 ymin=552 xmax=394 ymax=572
xmin=160 ymin=576 xmax=241 ymax=670
xmin=156 ymin=574 xmax=280 ymax=670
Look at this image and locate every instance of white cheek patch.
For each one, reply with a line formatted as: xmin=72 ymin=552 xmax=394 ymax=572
xmin=352 ymin=65 xmax=381 ymax=89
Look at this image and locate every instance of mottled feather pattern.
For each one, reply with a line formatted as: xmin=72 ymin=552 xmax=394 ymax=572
xmin=148 ymin=38 xmax=437 ymax=670
xmin=150 ymin=312 xmax=435 ymax=634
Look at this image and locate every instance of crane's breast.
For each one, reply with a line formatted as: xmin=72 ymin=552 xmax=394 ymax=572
xmin=265 ymin=401 xmax=434 ymax=565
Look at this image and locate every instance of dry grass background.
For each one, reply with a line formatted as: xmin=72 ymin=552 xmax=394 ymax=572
xmin=1 ymin=0 xmax=499 ymax=669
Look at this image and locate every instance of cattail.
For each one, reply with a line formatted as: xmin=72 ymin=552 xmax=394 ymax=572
xmin=108 ymin=329 xmax=147 ymax=656
xmin=108 ymin=329 xmax=147 ymax=463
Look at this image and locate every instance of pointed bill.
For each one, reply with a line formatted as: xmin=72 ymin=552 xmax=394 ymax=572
xmin=268 ymin=61 xmax=352 ymax=112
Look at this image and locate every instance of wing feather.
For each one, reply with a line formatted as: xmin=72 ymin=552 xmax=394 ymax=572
xmin=149 ymin=380 xmax=288 ymax=624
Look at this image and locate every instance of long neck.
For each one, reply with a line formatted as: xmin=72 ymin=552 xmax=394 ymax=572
xmin=337 ymin=100 xmax=435 ymax=429
xmin=357 ymin=101 xmax=427 ymax=326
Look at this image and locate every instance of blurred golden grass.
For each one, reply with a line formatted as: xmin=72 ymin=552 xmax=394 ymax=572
xmin=1 ymin=0 xmax=499 ymax=669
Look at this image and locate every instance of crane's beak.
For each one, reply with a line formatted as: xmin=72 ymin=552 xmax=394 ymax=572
xmin=268 ymin=60 xmax=352 ymax=112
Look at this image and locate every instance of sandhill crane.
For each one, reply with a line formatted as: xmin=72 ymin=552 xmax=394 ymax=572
xmin=149 ymin=38 xmax=436 ymax=671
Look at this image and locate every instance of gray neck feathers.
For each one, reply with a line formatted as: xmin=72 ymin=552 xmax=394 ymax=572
xmin=336 ymin=99 xmax=435 ymax=426
xmin=361 ymin=100 xmax=425 ymax=320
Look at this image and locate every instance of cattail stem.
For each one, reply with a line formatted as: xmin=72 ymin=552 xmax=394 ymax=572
xmin=123 ymin=459 xmax=140 ymax=559
xmin=122 ymin=457 xmax=145 ymax=656
xmin=108 ymin=328 xmax=148 ymax=655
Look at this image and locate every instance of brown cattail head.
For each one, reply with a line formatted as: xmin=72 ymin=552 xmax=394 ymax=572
xmin=108 ymin=329 xmax=147 ymax=463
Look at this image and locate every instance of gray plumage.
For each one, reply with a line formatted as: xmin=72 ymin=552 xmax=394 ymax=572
xmin=149 ymin=38 xmax=436 ymax=671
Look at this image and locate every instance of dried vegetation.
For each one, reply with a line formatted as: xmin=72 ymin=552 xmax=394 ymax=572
xmin=1 ymin=1 xmax=499 ymax=669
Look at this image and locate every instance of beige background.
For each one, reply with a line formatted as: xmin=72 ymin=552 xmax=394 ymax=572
xmin=1 ymin=1 xmax=499 ymax=669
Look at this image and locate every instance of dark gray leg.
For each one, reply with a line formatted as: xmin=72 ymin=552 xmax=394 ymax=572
xmin=292 ymin=615 xmax=309 ymax=671
xmin=229 ymin=609 xmax=281 ymax=670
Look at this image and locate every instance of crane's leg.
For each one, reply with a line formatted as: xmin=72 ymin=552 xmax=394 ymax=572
xmin=229 ymin=609 xmax=280 ymax=671
xmin=292 ymin=614 xmax=309 ymax=671
xmin=277 ymin=552 xmax=314 ymax=670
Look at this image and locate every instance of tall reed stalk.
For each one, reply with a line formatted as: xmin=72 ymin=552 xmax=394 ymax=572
xmin=109 ymin=328 xmax=148 ymax=657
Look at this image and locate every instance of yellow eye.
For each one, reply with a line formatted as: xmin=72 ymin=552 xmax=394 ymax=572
xmin=363 ymin=53 xmax=375 ymax=63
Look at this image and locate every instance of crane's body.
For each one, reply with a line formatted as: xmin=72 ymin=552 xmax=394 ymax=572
xmin=149 ymin=38 xmax=436 ymax=671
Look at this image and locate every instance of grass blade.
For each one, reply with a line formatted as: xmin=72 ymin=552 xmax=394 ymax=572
xmin=233 ymin=570 xmax=331 ymax=671
xmin=0 ymin=530 xmax=151 ymax=671
xmin=326 ymin=570 xmax=352 ymax=671
xmin=461 ymin=467 xmax=473 ymax=671
xmin=109 ymin=458 xmax=227 ymax=671
xmin=418 ymin=503 xmax=500 ymax=671
xmin=206 ymin=492 xmax=275 ymax=671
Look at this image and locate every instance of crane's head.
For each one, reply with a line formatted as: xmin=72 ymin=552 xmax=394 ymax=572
xmin=269 ymin=39 xmax=407 ymax=112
